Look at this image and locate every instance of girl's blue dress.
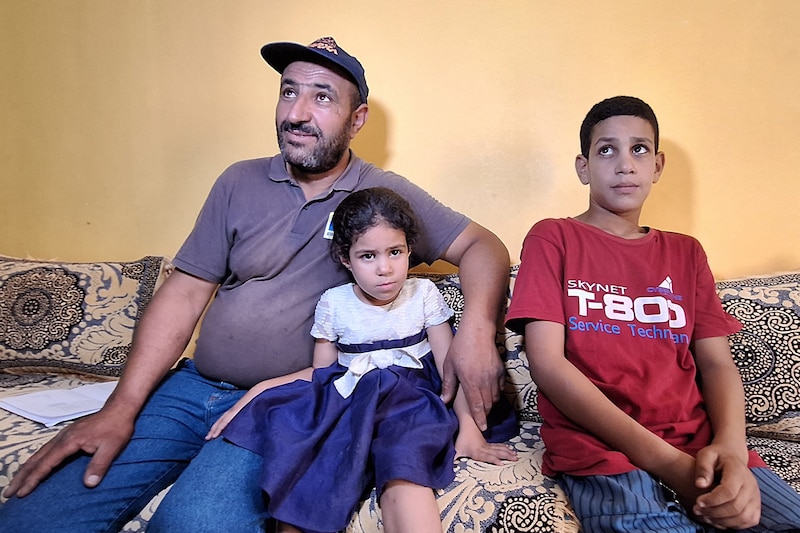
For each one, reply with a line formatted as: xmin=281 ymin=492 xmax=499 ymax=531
xmin=223 ymin=278 xmax=516 ymax=532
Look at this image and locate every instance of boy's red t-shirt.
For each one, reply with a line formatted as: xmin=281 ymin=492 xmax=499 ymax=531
xmin=506 ymin=218 xmax=764 ymax=476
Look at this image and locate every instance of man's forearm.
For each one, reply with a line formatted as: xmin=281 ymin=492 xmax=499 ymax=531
xmin=104 ymin=270 xmax=217 ymax=420
xmin=443 ymin=222 xmax=509 ymax=331
xmin=438 ymin=222 xmax=509 ymax=426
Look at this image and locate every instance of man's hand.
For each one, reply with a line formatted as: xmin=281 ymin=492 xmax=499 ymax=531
xmin=691 ymin=445 xmax=761 ymax=529
xmin=440 ymin=321 xmax=504 ymax=430
xmin=3 ymin=408 xmax=134 ymax=498
xmin=438 ymin=220 xmax=510 ymax=431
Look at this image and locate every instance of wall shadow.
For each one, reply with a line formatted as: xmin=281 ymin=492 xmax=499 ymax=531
xmin=642 ymin=139 xmax=694 ymax=236
xmin=351 ymin=99 xmax=390 ymax=169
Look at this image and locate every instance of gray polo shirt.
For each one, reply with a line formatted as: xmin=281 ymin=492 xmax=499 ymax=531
xmin=173 ymin=153 xmax=469 ymax=387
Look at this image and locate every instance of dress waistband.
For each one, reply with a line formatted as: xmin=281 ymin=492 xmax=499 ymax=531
xmin=336 ymin=330 xmax=427 ymax=354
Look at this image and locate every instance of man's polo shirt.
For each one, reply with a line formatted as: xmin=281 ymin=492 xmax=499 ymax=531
xmin=173 ymin=153 xmax=468 ymax=387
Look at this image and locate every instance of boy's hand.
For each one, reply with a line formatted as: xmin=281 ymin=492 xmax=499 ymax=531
xmin=655 ymin=450 xmax=708 ymax=509
xmin=691 ymin=445 xmax=761 ymax=529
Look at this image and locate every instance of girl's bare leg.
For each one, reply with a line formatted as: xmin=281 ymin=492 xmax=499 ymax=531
xmin=380 ymin=480 xmax=443 ymax=533
xmin=276 ymin=521 xmax=302 ymax=533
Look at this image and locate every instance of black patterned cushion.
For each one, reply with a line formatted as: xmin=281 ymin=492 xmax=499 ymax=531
xmin=416 ymin=267 xmax=539 ymax=422
xmin=716 ymin=271 xmax=800 ymax=439
xmin=348 ymin=421 xmax=580 ymax=532
xmin=747 ymin=436 xmax=800 ymax=493
xmin=0 ymin=256 xmax=170 ymax=377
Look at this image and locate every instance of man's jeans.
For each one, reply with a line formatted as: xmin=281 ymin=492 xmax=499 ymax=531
xmin=0 ymin=359 xmax=272 ymax=533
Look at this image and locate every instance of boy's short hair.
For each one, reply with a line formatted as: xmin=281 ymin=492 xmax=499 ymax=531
xmin=580 ymin=96 xmax=659 ymax=158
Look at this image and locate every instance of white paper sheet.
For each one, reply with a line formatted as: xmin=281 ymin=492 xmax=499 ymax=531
xmin=0 ymin=381 xmax=117 ymax=427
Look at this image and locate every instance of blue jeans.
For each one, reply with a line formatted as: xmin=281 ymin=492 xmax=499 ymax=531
xmin=0 ymin=359 xmax=272 ymax=533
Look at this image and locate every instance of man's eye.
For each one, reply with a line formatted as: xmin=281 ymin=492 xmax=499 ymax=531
xmin=317 ymin=94 xmax=331 ymax=102
xmin=633 ymin=144 xmax=649 ymax=155
xmin=281 ymin=88 xmax=296 ymax=98
xmin=598 ymin=145 xmax=614 ymax=156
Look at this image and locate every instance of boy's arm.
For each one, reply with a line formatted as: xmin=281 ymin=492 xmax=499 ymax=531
xmin=206 ymin=338 xmax=338 ymax=440
xmin=524 ymin=320 xmax=701 ymax=497
xmin=690 ymin=336 xmax=761 ymax=529
xmin=428 ymin=322 xmax=516 ymax=465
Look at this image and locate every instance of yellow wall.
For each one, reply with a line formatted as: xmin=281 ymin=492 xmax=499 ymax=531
xmin=2 ymin=1 xmax=799 ymax=279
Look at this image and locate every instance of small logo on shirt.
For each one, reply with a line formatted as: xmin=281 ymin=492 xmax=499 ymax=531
xmin=647 ymin=276 xmax=682 ymax=301
xmin=323 ymin=212 xmax=335 ymax=240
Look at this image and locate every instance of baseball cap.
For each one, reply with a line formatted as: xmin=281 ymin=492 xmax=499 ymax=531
xmin=260 ymin=37 xmax=369 ymax=104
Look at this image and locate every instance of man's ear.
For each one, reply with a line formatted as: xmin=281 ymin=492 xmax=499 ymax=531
xmin=575 ymin=155 xmax=590 ymax=185
xmin=652 ymin=151 xmax=666 ymax=184
xmin=349 ymin=104 xmax=368 ymax=139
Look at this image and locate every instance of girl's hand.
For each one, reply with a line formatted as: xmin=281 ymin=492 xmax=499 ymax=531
xmin=454 ymin=422 xmax=517 ymax=466
xmin=204 ymin=368 xmax=313 ymax=441
xmin=456 ymin=440 xmax=518 ymax=466
xmin=205 ymin=401 xmax=247 ymax=440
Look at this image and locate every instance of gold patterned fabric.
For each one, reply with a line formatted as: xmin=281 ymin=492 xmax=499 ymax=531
xmin=0 ymin=256 xmax=170 ymax=377
xmin=1 ymin=265 xmax=799 ymax=532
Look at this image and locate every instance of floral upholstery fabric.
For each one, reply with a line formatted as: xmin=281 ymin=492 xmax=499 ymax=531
xmin=1 ymin=265 xmax=799 ymax=532
xmin=0 ymin=256 xmax=170 ymax=377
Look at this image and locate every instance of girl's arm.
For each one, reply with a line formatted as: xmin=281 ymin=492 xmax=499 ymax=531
xmin=524 ymin=320 xmax=702 ymax=500
xmin=312 ymin=337 xmax=339 ymax=368
xmin=428 ymin=322 xmax=517 ymax=465
xmin=205 ymin=366 xmax=313 ymax=439
xmin=206 ymin=338 xmax=338 ymax=440
xmin=690 ymin=336 xmax=760 ymax=529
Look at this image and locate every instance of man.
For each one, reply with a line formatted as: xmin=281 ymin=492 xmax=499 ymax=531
xmin=0 ymin=37 xmax=510 ymax=532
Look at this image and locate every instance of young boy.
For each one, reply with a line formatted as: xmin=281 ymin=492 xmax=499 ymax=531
xmin=506 ymin=96 xmax=800 ymax=531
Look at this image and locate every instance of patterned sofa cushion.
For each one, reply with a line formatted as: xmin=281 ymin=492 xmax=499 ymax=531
xmin=4 ymin=266 xmax=800 ymax=532
xmin=420 ymin=266 xmax=539 ymax=422
xmin=716 ymin=271 xmax=800 ymax=441
xmin=349 ymin=421 xmax=580 ymax=533
xmin=0 ymin=256 xmax=170 ymax=377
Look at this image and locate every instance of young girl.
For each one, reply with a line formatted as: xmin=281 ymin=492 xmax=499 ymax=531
xmin=207 ymin=187 xmax=517 ymax=533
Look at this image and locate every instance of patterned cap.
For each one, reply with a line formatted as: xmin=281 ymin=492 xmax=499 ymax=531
xmin=260 ymin=37 xmax=369 ymax=104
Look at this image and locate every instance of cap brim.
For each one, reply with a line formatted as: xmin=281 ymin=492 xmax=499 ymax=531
xmin=261 ymin=42 xmax=333 ymax=74
xmin=260 ymin=40 xmax=368 ymax=104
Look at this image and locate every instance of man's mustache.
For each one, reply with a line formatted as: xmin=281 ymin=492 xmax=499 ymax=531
xmin=279 ymin=121 xmax=321 ymax=137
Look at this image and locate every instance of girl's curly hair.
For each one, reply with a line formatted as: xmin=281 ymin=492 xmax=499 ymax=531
xmin=331 ymin=187 xmax=419 ymax=263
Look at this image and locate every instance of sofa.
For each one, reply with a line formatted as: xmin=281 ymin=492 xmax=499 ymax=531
xmin=1 ymin=254 xmax=799 ymax=532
